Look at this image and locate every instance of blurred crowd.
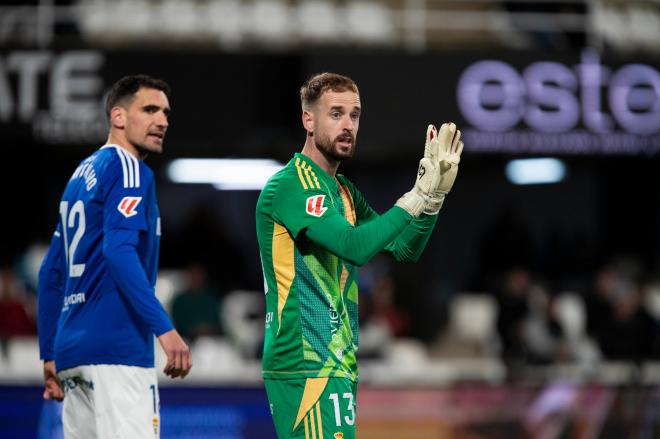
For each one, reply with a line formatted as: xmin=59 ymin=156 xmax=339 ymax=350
xmin=0 ymin=265 xmax=38 ymax=356
xmin=2 ymin=210 xmax=659 ymax=378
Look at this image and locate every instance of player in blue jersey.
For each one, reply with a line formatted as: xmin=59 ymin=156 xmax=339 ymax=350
xmin=37 ymin=75 xmax=192 ymax=438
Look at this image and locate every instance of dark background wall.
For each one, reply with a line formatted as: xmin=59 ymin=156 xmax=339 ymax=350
xmin=1 ymin=48 xmax=659 ymax=339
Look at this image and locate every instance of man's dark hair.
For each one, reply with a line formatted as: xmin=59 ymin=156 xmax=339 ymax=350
xmin=300 ymin=72 xmax=359 ymax=110
xmin=105 ymin=74 xmax=171 ymax=118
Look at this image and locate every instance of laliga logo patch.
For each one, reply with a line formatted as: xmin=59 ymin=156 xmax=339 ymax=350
xmin=117 ymin=196 xmax=142 ymax=218
xmin=306 ymin=195 xmax=327 ymax=217
xmin=334 ymin=433 xmax=344 ymax=439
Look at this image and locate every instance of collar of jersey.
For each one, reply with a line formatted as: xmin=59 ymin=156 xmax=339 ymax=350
xmin=100 ymin=143 xmax=140 ymax=160
xmin=293 ymin=152 xmax=338 ymax=190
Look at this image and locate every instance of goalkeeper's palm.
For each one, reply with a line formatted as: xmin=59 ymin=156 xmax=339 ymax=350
xmin=426 ymin=122 xmax=463 ymax=195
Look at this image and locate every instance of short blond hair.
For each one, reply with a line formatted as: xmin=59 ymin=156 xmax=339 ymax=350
xmin=300 ymin=72 xmax=359 ymax=110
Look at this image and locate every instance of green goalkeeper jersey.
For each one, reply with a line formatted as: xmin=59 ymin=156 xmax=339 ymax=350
xmin=256 ymin=153 xmax=438 ymax=381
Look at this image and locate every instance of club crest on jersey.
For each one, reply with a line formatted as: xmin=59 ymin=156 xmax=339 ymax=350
xmin=118 ymin=196 xmax=142 ymax=218
xmin=306 ymin=195 xmax=327 ymax=217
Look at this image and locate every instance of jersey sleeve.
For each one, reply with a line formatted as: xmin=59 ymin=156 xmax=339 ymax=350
xmin=103 ymin=228 xmax=173 ymax=337
xmin=384 ymin=214 xmax=438 ymax=262
xmin=272 ymin=173 xmax=343 ymax=239
xmin=306 ymin=205 xmax=412 ymax=266
xmin=342 ymin=177 xmax=439 ymax=263
xmin=102 ymin=152 xmax=147 ymax=233
xmin=38 ymin=225 xmax=65 ymax=361
xmin=99 ymin=151 xmax=173 ymax=336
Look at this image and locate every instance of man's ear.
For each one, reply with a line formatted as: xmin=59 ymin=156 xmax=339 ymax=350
xmin=302 ymin=109 xmax=314 ymax=137
xmin=110 ymin=106 xmax=126 ymax=129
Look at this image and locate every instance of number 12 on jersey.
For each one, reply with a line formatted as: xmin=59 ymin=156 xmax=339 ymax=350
xmin=59 ymin=200 xmax=86 ymax=278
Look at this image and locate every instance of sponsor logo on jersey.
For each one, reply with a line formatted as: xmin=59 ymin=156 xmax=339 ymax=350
xmin=306 ymin=195 xmax=327 ymax=217
xmin=329 ymin=308 xmax=347 ymax=360
xmin=62 ymin=292 xmax=86 ymax=311
xmin=118 ymin=196 xmax=142 ymax=218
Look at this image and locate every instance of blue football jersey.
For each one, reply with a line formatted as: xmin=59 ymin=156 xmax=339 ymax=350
xmin=38 ymin=144 xmax=173 ymax=370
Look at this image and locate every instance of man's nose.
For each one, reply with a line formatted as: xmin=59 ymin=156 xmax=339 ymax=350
xmin=342 ymin=115 xmax=355 ymax=131
xmin=156 ymin=112 xmax=169 ymax=128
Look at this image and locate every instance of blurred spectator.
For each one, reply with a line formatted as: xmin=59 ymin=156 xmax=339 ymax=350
xmin=523 ymin=288 xmax=571 ymax=365
xmin=364 ymin=274 xmax=410 ymax=337
xmin=170 ymin=262 xmax=223 ymax=342
xmin=359 ymin=258 xmax=410 ymax=358
xmin=585 ymin=262 xmax=659 ymax=361
xmin=0 ymin=266 xmax=37 ymax=338
xmin=221 ymin=290 xmax=265 ymax=359
xmin=584 ymin=264 xmax=619 ymax=346
xmin=496 ymin=266 xmax=534 ymax=362
xmin=0 ymin=266 xmax=37 ymax=359
xmin=495 ymin=266 xmax=572 ymax=365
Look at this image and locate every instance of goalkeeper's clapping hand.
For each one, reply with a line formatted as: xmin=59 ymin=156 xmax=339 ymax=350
xmin=396 ymin=122 xmax=464 ymax=217
xmin=422 ymin=122 xmax=463 ymax=214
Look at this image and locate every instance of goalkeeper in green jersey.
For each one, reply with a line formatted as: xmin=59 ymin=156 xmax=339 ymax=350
xmin=255 ymin=72 xmax=463 ymax=439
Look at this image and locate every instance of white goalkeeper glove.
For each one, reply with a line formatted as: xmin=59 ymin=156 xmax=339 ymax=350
xmin=395 ymin=122 xmax=464 ymax=217
xmin=422 ymin=122 xmax=463 ymax=214
xmin=395 ymin=157 xmax=439 ymax=217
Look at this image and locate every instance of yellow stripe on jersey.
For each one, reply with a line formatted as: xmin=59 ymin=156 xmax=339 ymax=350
xmin=338 ymin=183 xmax=355 ymax=300
xmin=339 ymin=265 xmax=350 ymax=296
xmin=272 ymin=223 xmax=295 ymax=335
xmin=294 ymin=158 xmax=321 ymax=190
xmin=300 ymin=160 xmax=315 ymax=189
xmin=338 ymin=183 xmax=356 ymax=225
xmin=295 ymin=158 xmax=309 ymax=189
xmin=294 ymin=377 xmax=329 ymax=431
xmin=309 ymin=408 xmax=318 ymax=439
xmin=315 ymin=402 xmax=324 ymax=439
xmin=300 ymin=160 xmax=320 ymax=189
xmin=304 ymin=416 xmax=310 ymax=439
xmin=307 ymin=165 xmax=321 ymax=189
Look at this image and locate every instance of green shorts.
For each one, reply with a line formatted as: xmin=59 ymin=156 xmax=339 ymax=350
xmin=264 ymin=377 xmax=357 ymax=439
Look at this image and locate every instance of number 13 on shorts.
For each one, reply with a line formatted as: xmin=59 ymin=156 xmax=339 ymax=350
xmin=328 ymin=392 xmax=355 ymax=427
xmin=264 ymin=377 xmax=357 ymax=439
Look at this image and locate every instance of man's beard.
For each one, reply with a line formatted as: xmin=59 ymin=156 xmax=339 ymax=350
xmin=315 ymin=132 xmax=355 ymax=163
xmin=133 ymin=142 xmax=151 ymax=159
xmin=132 ymin=139 xmax=162 ymax=159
